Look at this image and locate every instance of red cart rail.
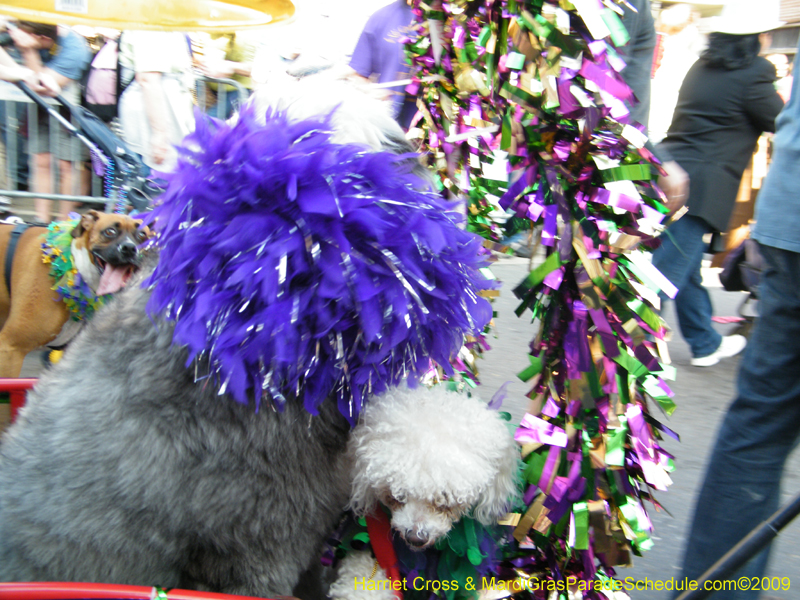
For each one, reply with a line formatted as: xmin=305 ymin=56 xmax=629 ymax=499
xmin=0 ymin=582 xmax=290 ymax=600
xmin=0 ymin=378 xmax=36 ymax=423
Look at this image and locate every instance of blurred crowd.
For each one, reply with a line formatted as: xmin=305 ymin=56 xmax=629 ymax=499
xmin=0 ymin=0 xmax=418 ymax=223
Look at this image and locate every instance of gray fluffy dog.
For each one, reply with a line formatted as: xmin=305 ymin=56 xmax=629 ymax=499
xmin=0 ymin=82 xmax=444 ymax=598
xmin=0 ymin=271 xmax=350 ymax=597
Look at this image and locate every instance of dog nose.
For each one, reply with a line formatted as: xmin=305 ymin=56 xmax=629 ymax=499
xmin=404 ymin=529 xmax=429 ymax=548
xmin=120 ymin=241 xmax=138 ymax=259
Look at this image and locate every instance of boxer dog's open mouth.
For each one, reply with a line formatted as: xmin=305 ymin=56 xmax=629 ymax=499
xmin=92 ymin=253 xmax=140 ymax=296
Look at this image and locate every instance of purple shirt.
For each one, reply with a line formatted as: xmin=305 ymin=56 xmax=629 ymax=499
xmin=349 ymin=0 xmax=414 ymax=118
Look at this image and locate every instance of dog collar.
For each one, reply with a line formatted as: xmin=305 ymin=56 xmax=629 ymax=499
xmin=365 ymin=508 xmax=403 ymax=600
xmin=41 ymin=220 xmax=111 ymax=322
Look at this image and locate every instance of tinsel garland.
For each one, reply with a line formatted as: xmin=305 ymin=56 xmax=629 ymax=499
xmin=144 ymin=108 xmax=493 ymax=423
xmin=41 ymin=220 xmax=111 ymax=322
xmin=399 ymin=0 xmax=680 ymax=597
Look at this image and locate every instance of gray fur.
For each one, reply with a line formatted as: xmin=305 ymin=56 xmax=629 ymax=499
xmin=0 ymin=268 xmax=351 ymax=598
xmin=0 ymin=84 xmax=433 ymax=598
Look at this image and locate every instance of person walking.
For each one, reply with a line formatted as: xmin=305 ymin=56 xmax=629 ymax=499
xmin=10 ymin=21 xmax=90 ymax=223
xmin=675 ymin=24 xmax=800 ymax=600
xmin=346 ymin=0 xmax=416 ymax=129
xmin=653 ymin=1 xmax=784 ymax=367
xmin=117 ymin=31 xmax=195 ymax=171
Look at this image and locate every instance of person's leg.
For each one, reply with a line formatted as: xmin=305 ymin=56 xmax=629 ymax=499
xmin=674 ymin=260 xmax=722 ymax=358
xmin=32 ymin=152 xmax=53 ymax=223
xmin=225 ymin=91 xmax=236 ymax=119
xmin=652 ymin=215 xmax=720 ymax=357
xmin=676 ymin=244 xmax=800 ymax=599
xmin=119 ymin=83 xmax=154 ymax=169
xmin=56 ymin=159 xmax=82 ymax=221
xmin=652 ymin=215 xmax=710 ymax=291
xmin=54 ymin=125 xmax=91 ymax=221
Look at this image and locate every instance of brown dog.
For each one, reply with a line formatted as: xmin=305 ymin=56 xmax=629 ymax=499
xmin=0 ymin=210 xmax=151 ymax=378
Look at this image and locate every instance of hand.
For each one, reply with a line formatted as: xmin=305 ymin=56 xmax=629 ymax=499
xmin=1 ymin=64 xmax=33 ymax=83
xmin=199 ymin=60 xmax=235 ymax=79
xmin=151 ymin=130 xmax=169 ymax=165
xmin=346 ymin=73 xmax=392 ymax=101
xmin=658 ymin=160 xmax=690 ymax=215
xmin=0 ymin=65 xmax=51 ymax=97
xmin=9 ymin=27 xmax=39 ymax=50
xmin=36 ymin=71 xmax=61 ymax=96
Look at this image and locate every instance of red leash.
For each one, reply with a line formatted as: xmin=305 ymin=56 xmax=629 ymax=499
xmin=365 ymin=508 xmax=404 ymax=600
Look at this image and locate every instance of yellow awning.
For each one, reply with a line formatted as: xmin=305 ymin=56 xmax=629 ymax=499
xmin=0 ymin=0 xmax=294 ymax=32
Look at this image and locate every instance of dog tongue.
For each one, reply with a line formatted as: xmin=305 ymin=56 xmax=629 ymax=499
xmin=97 ymin=265 xmax=131 ymax=296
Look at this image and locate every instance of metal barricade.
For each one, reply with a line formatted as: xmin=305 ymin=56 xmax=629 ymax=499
xmin=0 ymin=81 xmax=107 ymax=220
xmin=194 ymin=75 xmax=251 ymax=120
xmin=0 ymin=77 xmax=250 ymax=221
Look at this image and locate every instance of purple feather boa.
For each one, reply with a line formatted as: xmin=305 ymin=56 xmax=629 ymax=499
xmin=144 ymin=107 xmax=493 ymax=423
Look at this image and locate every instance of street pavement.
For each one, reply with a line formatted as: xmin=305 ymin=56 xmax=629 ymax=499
xmin=16 ymin=254 xmax=800 ymax=599
xmin=480 ymin=254 xmax=800 ymax=600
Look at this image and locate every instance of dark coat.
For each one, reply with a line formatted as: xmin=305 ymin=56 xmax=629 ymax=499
xmin=619 ymin=0 xmax=656 ymax=129
xmin=658 ymin=56 xmax=784 ymax=232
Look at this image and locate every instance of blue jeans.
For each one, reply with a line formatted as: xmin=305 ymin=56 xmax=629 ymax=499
xmin=676 ymin=244 xmax=800 ymax=598
xmin=652 ymin=214 xmax=722 ymax=358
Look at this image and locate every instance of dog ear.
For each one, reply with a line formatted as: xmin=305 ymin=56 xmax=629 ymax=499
xmin=71 ymin=210 xmax=102 ymax=239
xmin=473 ymin=438 xmax=522 ymax=526
xmin=345 ymin=424 xmax=381 ymax=517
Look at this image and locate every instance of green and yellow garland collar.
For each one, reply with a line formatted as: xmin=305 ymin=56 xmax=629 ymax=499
xmin=41 ymin=219 xmax=110 ymax=322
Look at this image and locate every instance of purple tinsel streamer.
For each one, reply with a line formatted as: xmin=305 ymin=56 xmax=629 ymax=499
xmin=144 ymin=108 xmax=493 ymax=423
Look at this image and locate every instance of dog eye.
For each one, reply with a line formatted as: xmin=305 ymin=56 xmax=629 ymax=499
xmin=134 ymin=230 xmax=147 ymax=242
xmin=385 ymin=495 xmax=404 ymax=510
xmin=102 ymin=227 xmax=118 ymax=239
xmin=434 ymin=502 xmax=453 ymax=514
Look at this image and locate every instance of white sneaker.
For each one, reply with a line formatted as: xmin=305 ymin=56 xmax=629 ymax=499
xmin=690 ymin=334 xmax=747 ymax=367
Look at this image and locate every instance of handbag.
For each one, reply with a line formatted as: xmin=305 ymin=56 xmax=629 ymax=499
xmin=719 ymin=238 xmax=763 ymax=295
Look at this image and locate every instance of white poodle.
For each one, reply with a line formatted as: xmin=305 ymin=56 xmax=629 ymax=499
xmin=329 ymin=385 xmax=520 ymax=599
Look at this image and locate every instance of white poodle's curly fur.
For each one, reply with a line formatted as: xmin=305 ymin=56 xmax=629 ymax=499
xmin=328 ymin=551 xmax=394 ymax=600
xmin=348 ymin=386 xmax=520 ymax=549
